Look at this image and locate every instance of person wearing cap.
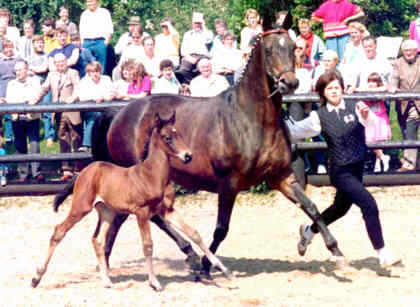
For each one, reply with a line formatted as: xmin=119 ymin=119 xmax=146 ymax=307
xmin=389 ymin=40 xmax=420 ymax=172
xmin=155 ymin=17 xmax=180 ymax=67
xmin=176 ymin=12 xmax=214 ymax=84
xmin=189 ymin=58 xmax=229 ymax=97
xmin=115 ymin=16 xmax=150 ymax=55
xmin=79 ymin=0 xmax=113 ymax=73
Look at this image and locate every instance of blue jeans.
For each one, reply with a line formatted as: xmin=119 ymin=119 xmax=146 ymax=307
xmin=326 ymin=34 xmax=349 ymax=62
xmin=83 ymin=39 xmax=107 ymax=74
xmin=82 ymin=111 xmax=100 ymax=147
xmin=3 ymin=114 xmax=13 ymax=141
xmin=42 ymin=91 xmax=55 ymax=140
xmin=0 ymin=148 xmax=6 ymax=175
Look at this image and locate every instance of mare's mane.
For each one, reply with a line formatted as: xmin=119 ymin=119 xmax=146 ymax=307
xmin=234 ymin=33 xmax=263 ymax=86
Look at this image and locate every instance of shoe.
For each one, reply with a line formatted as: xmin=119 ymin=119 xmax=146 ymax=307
xmin=381 ymin=155 xmax=390 ymax=172
xmin=34 ymin=174 xmax=45 ymax=182
xmin=396 ymin=166 xmax=412 ymax=172
xmin=0 ymin=175 xmax=7 ymax=186
xmin=298 ymin=225 xmax=313 ymax=256
xmin=374 ymin=158 xmax=381 ymax=173
xmin=379 ymin=254 xmax=402 ymax=268
xmin=317 ymin=165 xmax=327 ymax=174
xmin=17 ymin=177 xmax=29 ymax=183
xmin=46 ymin=139 xmax=54 ymax=147
xmin=78 ymin=146 xmax=89 ymax=152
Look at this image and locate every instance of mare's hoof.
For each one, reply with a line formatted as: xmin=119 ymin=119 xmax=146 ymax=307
xmin=150 ymin=281 xmax=163 ymax=292
xmin=185 ymin=254 xmax=202 ymax=271
xmin=223 ymin=269 xmax=234 ymax=280
xmin=31 ymin=277 xmax=40 ymax=288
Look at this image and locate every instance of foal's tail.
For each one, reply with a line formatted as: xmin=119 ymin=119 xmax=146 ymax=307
xmin=53 ymin=176 xmax=77 ymax=212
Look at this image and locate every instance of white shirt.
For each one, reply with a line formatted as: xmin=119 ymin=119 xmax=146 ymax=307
xmin=6 ymin=76 xmax=41 ymax=120
xmin=155 ymin=32 xmax=180 ymax=67
xmin=240 ymin=26 xmax=262 ymax=51
xmin=119 ymin=44 xmax=145 ymax=64
xmin=139 ymin=54 xmax=162 ymax=78
xmin=294 ymin=68 xmax=312 ymax=94
xmin=114 ymin=32 xmax=150 ymax=55
xmin=79 ymin=75 xmax=113 ymax=101
xmin=79 ymin=7 xmax=113 ymax=40
xmin=151 ymin=75 xmax=180 ymax=94
xmin=180 ymin=29 xmax=214 ymax=57
xmin=353 ymin=55 xmax=393 ymax=90
xmin=286 ymin=99 xmax=376 ymax=140
xmin=211 ymin=45 xmax=244 ymax=73
xmin=190 ymin=73 xmax=230 ymax=97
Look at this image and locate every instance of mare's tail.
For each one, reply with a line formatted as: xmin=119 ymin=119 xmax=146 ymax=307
xmin=53 ymin=108 xmax=119 ymax=212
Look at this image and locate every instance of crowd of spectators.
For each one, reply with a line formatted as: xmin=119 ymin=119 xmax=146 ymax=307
xmin=0 ymin=0 xmax=420 ymax=185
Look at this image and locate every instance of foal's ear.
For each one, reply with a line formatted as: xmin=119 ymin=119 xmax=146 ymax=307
xmin=281 ymin=12 xmax=293 ymax=31
xmin=155 ymin=112 xmax=164 ymax=130
xmin=169 ymin=110 xmax=176 ymax=125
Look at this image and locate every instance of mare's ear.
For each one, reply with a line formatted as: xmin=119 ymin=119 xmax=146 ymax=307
xmin=155 ymin=112 xmax=163 ymax=130
xmin=281 ymin=12 xmax=293 ymax=30
xmin=169 ymin=110 xmax=176 ymax=125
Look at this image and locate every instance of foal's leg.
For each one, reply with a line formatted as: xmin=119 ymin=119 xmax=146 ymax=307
xmin=92 ymin=203 xmax=117 ymax=288
xmin=135 ymin=214 xmax=162 ymax=291
xmin=31 ymin=199 xmax=93 ymax=288
xmin=267 ymin=172 xmax=345 ymax=259
xmin=163 ymin=208 xmax=232 ymax=279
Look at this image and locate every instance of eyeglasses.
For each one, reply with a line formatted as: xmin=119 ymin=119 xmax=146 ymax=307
xmin=296 ymin=47 xmax=304 ymax=50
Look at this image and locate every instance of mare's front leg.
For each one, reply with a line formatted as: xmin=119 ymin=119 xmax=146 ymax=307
xmin=267 ymin=171 xmax=345 ymax=260
xmin=202 ymin=187 xmax=237 ymax=275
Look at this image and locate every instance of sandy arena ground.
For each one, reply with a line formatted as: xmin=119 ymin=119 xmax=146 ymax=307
xmin=0 ymin=185 xmax=418 ymax=307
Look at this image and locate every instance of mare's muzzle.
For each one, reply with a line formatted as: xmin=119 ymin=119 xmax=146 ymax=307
xmin=183 ymin=152 xmax=193 ymax=164
xmin=277 ymin=71 xmax=299 ymax=94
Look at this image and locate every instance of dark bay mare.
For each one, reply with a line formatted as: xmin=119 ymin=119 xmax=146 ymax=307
xmin=55 ymin=18 xmax=345 ymax=276
xmin=32 ymin=112 xmax=231 ymax=290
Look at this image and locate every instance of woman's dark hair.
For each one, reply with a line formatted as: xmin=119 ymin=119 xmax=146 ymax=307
xmin=367 ymin=72 xmax=383 ymax=87
xmin=315 ymin=70 xmax=344 ymax=106
xmin=159 ymin=59 xmax=174 ymax=71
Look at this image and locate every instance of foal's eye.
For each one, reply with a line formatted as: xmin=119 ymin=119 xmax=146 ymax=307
xmin=165 ymin=136 xmax=173 ymax=144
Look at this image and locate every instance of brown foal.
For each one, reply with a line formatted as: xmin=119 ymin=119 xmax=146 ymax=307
xmin=31 ymin=112 xmax=231 ymax=290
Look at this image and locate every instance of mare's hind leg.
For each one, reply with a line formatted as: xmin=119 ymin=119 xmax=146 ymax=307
xmin=267 ymin=172 xmax=344 ymax=259
xmin=31 ymin=200 xmax=93 ymax=288
xmin=93 ymin=203 xmax=117 ymax=288
xmin=163 ymin=208 xmax=232 ymax=279
xmin=135 ymin=213 xmax=162 ymax=291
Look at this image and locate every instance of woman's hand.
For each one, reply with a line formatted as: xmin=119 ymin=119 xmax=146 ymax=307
xmin=356 ymin=101 xmax=370 ymax=119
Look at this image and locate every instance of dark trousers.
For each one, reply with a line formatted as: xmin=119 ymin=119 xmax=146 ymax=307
xmin=57 ymin=115 xmax=83 ymax=172
xmin=310 ymin=161 xmax=385 ymax=250
xmin=12 ymin=119 xmax=41 ymax=179
xmin=175 ymin=55 xmax=206 ymax=84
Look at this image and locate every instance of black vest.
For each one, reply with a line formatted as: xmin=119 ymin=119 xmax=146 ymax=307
xmin=317 ymin=100 xmax=366 ymax=168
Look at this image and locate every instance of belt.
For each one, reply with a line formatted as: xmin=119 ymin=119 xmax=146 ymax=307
xmin=84 ymin=37 xmax=104 ymax=41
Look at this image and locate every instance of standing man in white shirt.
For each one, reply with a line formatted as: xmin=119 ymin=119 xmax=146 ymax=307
xmin=79 ymin=0 xmax=113 ymax=74
xmin=176 ymin=12 xmax=213 ymax=84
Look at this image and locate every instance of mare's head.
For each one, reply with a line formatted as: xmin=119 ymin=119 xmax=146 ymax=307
xmin=262 ymin=12 xmax=298 ymax=94
xmin=154 ymin=111 xmax=193 ymax=164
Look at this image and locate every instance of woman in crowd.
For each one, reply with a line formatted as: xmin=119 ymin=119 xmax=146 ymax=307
xmin=112 ymin=60 xmax=136 ymax=100
xmin=127 ymin=62 xmax=151 ymax=99
xmin=240 ymin=9 xmax=262 ymax=52
xmin=154 ymin=18 xmax=180 ymax=68
xmin=287 ymin=70 xmax=401 ymax=268
xmin=409 ymin=1 xmax=420 ymax=50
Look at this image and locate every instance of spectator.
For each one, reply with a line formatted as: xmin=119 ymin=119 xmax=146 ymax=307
xmin=112 ymin=60 xmax=135 ymax=100
xmin=155 ymin=17 xmax=180 ymax=67
xmin=176 ymin=12 xmax=214 ymax=84
xmin=189 ymin=58 xmax=229 ymax=97
xmin=27 ymin=35 xmax=54 ymax=147
xmin=17 ymin=19 xmax=35 ymax=61
xmin=55 ymin=6 xmax=78 ymax=36
xmin=363 ymin=72 xmax=391 ymax=172
xmin=240 ymin=9 xmax=262 ymax=52
xmin=297 ymin=18 xmax=325 ymax=66
xmin=389 ymin=40 xmax=420 ymax=172
xmin=312 ymin=49 xmax=341 ymax=90
xmin=127 ymin=62 xmax=151 ymax=98
xmin=151 ymin=59 xmax=181 ymax=94
xmin=409 ymin=1 xmax=420 ymax=51
xmin=211 ymin=31 xmax=243 ymax=85
xmin=5 ymin=60 xmax=44 ymax=182
xmin=0 ymin=137 xmax=6 ymax=186
xmin=0 ymin=39 xmax=23 ymax=143
xmin=41 ymin=17 xmax=60 ymax=54
xmin=139 ymin=36 xmax=161 ymax=78
xmin=69 ymin=33 xmax=94 ymax=78
xmin=48 ymin=27 xmax=80 ymax=72
xmin=294 ymin=38 xmax=313 ymax=94
xmin=311 ymin=0 xmax=365 ymax=62
xmin=211 ymin=18 xmax=237 ymax=54
xmin=0 ymin=22 xmax=6 ymax=52
xmin=0 ymin=8 xmax=20 ymax=52
xmin=79 ymin=0 xmax=113 ymax=73
xmin=114 ymin=16 xmax=150 ymax=55
xmin=34 ymin=53 xmax=81 ymax=180
xmin=79 ymin=61 xmax=114 ymax=151
xmin=276 ymin=11 xmax=297 ymax=41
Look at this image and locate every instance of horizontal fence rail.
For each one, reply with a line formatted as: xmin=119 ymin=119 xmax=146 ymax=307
xmin=1 ymin=91 xmax=420 ymax=196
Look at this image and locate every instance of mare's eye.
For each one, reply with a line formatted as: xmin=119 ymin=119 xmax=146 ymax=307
xmin=165 ymin=136 xmax=173 ymax=144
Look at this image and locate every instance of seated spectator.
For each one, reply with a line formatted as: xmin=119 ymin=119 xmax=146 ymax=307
xmin=69 ymin=33 xmax=94 ymax=78
xmin=34 ymin=53 xmax=81 ymax=180
xmin=211 ymin=18 xmax=237 ymax=54
xmin=155 ymin=17 xmax=180 ymax=68
xmin=311 ymin=49 xmax=342 ymax=90
xmin=389 ymin=40 xmax=420 ymax=172
xmin=112 ymin=60 xmax=135 ymax=100
xmin=297 ymin=18 xmax=325 ymax=66
xmin=127 ymin=62 xmax=151 ymax=98
xmin=48 ymin=27 xmax=80 ymax=72
xmin=276 ymin=11 xmax=297 ymax=41
xmin=189 ymin=58 xmax=229 ymax=97
xmin=139 ymin=36 xmax=161 ymax=78
xmin=211 ymin=31 xmax=243 ymax=85
xmin=41 ymin=17 xmax=60 ymax=54
xmin=240 ymin=9 xmax=262 ymax=52
xmin=152 ymin=59 xmax=181 ymax=94
xmin=55 ymin=6 xmax=78 ymax=36
xmin=176 ymin=12 xmax=214 ymax=84
xmin=0 ymin=23 xmax=6 ymax=52
xmin=79 ymin=61 xmax=114 ymax=151
xmin=17 ymin=19 xmax=35 ymax=61
xmin=0 ymin=8 xmax=20 ymax=53
xmin=363 ymin=72 xmax=391 ymax=172
xmin=5 ymin=60 xmax=44 ymax=182
xmin=294 ymin=39 xmax=313 ymax=94
xmin=115 ymin=16 xmax=149 ymax=55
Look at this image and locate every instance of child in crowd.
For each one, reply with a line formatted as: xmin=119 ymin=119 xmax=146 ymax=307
xmin=363 ymin=72 xmax=391 ymax=172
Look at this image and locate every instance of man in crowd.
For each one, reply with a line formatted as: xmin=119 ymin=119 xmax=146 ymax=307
xmin=41 ymin=17 xmax=59 ymax=54
xmin=189 ymin=58 xmax=229 ymax=97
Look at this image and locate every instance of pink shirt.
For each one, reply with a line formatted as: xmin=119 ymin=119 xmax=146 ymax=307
xmin=127 ymin=76 xmax=151 ymax=95
xmin=313 ymin=0 xmax=361 ymax=38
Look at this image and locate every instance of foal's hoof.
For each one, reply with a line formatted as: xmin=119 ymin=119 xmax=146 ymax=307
xmin=330 ymin=256 xmax=348 ymax=270
xmin=185 ymin=254 xmax=202 ymax=272
xmin=223 ymin=269 xmax=234 ymax=280
xmin=149 ymin=280 xmax=163 ymax=292
xmin=31 ymin=277 xmax=40 ymax=288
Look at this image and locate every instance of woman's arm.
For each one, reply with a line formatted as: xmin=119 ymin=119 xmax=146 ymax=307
xmin=286 ymin=111 xmax=322 ymax=140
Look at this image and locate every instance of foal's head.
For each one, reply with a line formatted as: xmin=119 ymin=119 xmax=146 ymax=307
xmin=154 ymin=111 xmax=193 ymax=164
